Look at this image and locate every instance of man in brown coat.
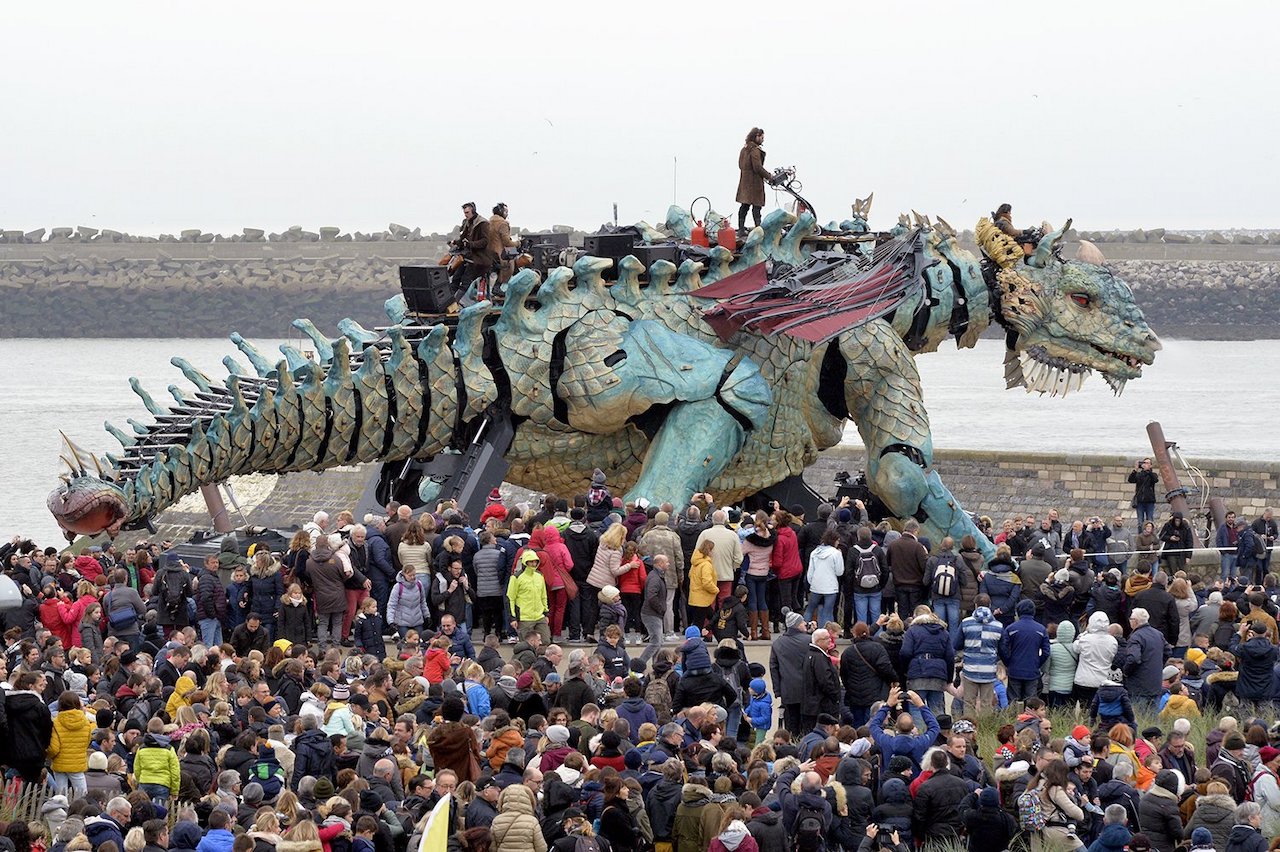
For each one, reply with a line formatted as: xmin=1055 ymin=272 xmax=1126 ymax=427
xmin=450 ymin=202 xmax=494 ymax=296
xmin=736 ymin=127 xmax=772 ymax=233
xmin=486 ymin=203 xmax=518 ymax=285
xmin=426 ymin=695 xmax=484 ymax=783
xmin=888 ymin=519 xmax=930 ymax=617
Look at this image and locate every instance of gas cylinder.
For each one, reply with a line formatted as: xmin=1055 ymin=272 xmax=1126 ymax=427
xmin=691 ymin=220 xmax=709 ymax=248
xmin=716 ymin=223 xmax=736 ymax=249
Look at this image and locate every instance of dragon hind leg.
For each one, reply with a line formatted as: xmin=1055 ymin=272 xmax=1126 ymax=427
xmin=836 ymin=321 xmax=995 ymax=560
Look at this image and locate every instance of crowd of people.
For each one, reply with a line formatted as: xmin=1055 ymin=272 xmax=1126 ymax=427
xmin=0 ymin=466 xmax=1278 ymax=852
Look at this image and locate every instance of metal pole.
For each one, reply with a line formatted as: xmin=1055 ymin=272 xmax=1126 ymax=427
xmin=200 ymin=484 xmax=233 ymax=533
xmin=1146 ymin=421 xmax=1202 ymax=548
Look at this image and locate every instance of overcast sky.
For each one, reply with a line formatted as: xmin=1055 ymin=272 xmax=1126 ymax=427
xmin=4 ymin=2 xmax=1276 ymax=236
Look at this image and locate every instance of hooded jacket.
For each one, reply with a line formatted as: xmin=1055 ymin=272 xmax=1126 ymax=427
xmin=646 ymin=777 xmax=684 ymax=841
xmin=672 ymin=783 xmax=724 ymax=852
xmin=1138 ymin=778 xmax=1183 ymax=852
xmin=507 ymin=560 xmax=548 ymax=623
xmin=248 ymin=557 xmax=284 ymax=620
xmin=1122 ymin=623 xmax=1172 ymax=698
xmin=1089 ymin=822 xmax=1133 ymax=852
xmin=707 ymin=820 xmax=755 ymax=852
xmin=871 ymin=777 xmax=914 ymax=847
xmin=956 ymin=606 xmax=1002 ymax=683
xmin=979 ymin=558 xmax=1022 ymax=619
xmin=1225 ymin=823 xmax=1268 ymax=852
xmin=1185 ymin=792 xmax=1235 ymax=850
xmin=901 ymin=616 xmax=954 ymax=682
xmin=1230 ymin=631 xmax=1278 ymax=701
xmin=135 ymin=732 xmax=181 ymax=794
xmin=998 ymin=604 xmax=1050 ymax=680
xmin=768 ymin=625 xmax=811 ymax=704
xmin=1045 ymin=619 xmax=1079 ymax=694
xmin=806 ymin=544 xmax=844 ymax=595
xmin=388 ymin=571 xmax=431 ymax=627
xmin=1074 ymin=611 xmax=1120 ymax=688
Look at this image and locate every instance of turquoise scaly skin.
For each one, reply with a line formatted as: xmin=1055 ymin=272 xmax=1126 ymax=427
xmin=48 ymin=209 xmax=1158 ymax=562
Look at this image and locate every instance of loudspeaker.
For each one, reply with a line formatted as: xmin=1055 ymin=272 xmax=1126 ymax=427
xmin=518 ymin=232 xmax=570 ymax=252
xmin=583 ymin=232 xmax=635 ymax=259
xmin=399 ymin=265 xmax=453 ymax=314
xmin=631 ymin=243 xmax=679 ymax=269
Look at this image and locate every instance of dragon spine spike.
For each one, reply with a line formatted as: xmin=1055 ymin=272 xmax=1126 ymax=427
xmin=337 ymin=317 xmax=380 ymax=348
xmin=230 ymin=333 xmax=275 ymax=377
xmin=572 ymin=256 xmax=612 ymax=296
xmin=647 ymin=259 xmax=677 ymax=293
xmin=222 ymin=355 xmax=247 ymax=377
xmin=278 ymin=344 xmax=314 ymax=374
xmin=128 ymin=377 xmax=164 ymax=416
xmin=166 ymin=385 xmax=186 ymax=405
xmin=704 ymin=246 xmax=734 ymax=284
xmin=384 ymin=294 xmax=409 ymax=325
xmin=499 ymin=269 xmax=541 ymax=335
xmin=292 ymin=318 xmax=336 ymax=364
xmin=614 ymin=256 xmax=644 ymax=305
xmin=170 ymin=358 xmax=213 ymax=393
xmin=537 ymin=266 xmax=574 ymax=306
xmin=104 ymin=421 xmax=136 ymax=448
xmin=672 ymin=259 xmax=704 ymax=294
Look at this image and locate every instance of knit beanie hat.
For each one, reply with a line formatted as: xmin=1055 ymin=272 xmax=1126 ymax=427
xmin=784 ymin=608 xmax=804 ymax=630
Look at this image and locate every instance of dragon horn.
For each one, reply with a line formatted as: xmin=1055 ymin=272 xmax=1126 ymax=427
xmin=1028 ymin=219 xmax=1072 ymax=269
xmin=934 ymin=216 xmax=955 ymax=237
xmin=59 ymin=431 xmax=90 ymax=477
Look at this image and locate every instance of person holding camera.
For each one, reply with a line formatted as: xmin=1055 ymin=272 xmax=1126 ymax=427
xmin=858 ymin=822 xmax=909 ymax=852
xmin=1128 ymin=458 xmax=1159 ymax=526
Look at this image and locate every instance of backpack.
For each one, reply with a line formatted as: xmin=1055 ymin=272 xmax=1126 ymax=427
xmin=106 ymin=589 xmax=138 ymax=630
xmin=792 ymin=801 xmax=828 ymax=852
xmin=854 ymin=549 xmax=881 ymax=590
xmin=1254 ymin=531 xmax=1268 ymax=559
xmin=161 ymin=567 xmax=186 ymax=615
xmin=931 ymin=554 xmax=958 ymax=598
xmin=573 ymin=837 xmax=601 ymax=852
xmin=1017 ymin=788 xmax=1048 ymax=831
xmin=644 ymin=676 xmax=672 ymax=722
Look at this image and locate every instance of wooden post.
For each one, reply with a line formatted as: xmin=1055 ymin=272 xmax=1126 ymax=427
xmin=1146 ymin=421 xmax=1202 ymax=548
xmin=201 ymin=484 xmax=233 ymax=533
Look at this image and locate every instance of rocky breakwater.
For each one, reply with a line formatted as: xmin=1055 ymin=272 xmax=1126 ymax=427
xmin=2 ymin=223 xmax=1278 ymax=338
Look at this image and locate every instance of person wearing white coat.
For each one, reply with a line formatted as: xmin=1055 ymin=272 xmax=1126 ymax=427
xmin=1073 ymin=610 xmax=1119 ymax=707
xmin=805 ymin=530 xmax=845 ymax=626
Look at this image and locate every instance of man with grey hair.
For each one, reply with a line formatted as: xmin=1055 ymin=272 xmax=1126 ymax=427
xmin=368 ymin=758 xmax=401 ymax=809
xmin=1121 ymin=606 xmax=1170 ymax=707
xmin=1091 ymin=803 xmax=1133 ymax=851
xmin=84 ymin=797 xmax=130 ymax=849
xmin=305 ymin=511 xmax=330 ymax=547
xmin=1098 ymin=757 xmax=1140 ymax=831
xmin=695 ymin=509 xmax=743 ymax=600
xmin=1230 ymin=801 xmax=1266 ymax=852
xmin=215 ymin=771 xmax=241 ymax=806
xmin=799 ymin=627 xmax=841 ymax=732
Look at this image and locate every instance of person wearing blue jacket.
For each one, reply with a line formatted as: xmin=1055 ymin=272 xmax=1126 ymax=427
xmin=900 ymin=610 xmax=954 ymax=714
xmin=998 ymin=598 xmax=1050 ymax=701
xmin=745 ymin=678 xmax=773 ymax=745
xmin=979 ymin=547 xmax=1022 ymax=627
xmin=956 ymin=597 xmax=1004 ymax=717
xmin=868 ymin=686 xmax=940 ymax=775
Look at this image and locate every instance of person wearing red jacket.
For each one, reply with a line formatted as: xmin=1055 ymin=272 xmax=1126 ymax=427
xmin=616 ymin=542 xmax=648 ymax=640
xmin=769 ymin=510 xmax=804 ymax=634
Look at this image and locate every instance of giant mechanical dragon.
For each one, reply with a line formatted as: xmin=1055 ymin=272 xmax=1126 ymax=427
xmin=48 ymin=202 xmax=1160 ymax=557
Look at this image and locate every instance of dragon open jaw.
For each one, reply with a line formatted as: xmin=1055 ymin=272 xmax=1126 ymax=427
xmin=47 ymin=478 xmax=128 ymax=539
xmin=1013 ymin=342 xmax=1151 ymax=398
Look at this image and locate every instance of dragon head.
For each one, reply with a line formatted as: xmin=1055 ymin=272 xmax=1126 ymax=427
xmin=977 ymin=218 xmax=1161 ymax=396
xmin=47 ymin=475 xmax=130 ymax=540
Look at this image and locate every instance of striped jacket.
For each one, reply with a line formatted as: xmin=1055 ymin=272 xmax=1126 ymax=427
xmin=956 ymin=606 xmax=1003 ymax=683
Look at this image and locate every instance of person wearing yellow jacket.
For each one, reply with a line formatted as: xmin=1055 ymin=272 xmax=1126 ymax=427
xmin=134 ymin=718 xmax=181 ymax=801
xmin=165 ymin=675 xmax=197 ymax=719
xmin=687 ymin=539 xmax=721 ymax=630
xmin=507 ymin=550 xmax=550 ymax=645
xmin=47 ymin=693 xmax=92 ymax=797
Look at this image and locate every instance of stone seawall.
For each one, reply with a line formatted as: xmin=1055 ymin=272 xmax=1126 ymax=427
xmin=2 ymin=228 xmax=1278 ymax=338
xmin=147 ymin=448 xmax=1280 ymax=544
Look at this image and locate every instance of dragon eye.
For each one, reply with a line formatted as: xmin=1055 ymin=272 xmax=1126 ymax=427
xmin=1070 ymin=293 xmax=1091 ymax=307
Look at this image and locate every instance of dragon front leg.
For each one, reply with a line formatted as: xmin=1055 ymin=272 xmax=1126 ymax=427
xmin=555 ymin=317 xmax=772 ymax=509
xmin=836 ymin=321 xmax=995 ymax=561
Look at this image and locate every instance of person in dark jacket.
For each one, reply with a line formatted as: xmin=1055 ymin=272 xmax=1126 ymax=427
xmin=978 ymin=548 xmax=1022 ymax=627
xmin=835 ymin=757 xmax=875 ymax=841
xmin=1211 ymin=733 xmax=1251 ymax=803
xmin=671 ymin=665 xmax=737 ymax=716
xmin=998 ymin=599 xmax=1050 ymax=701
xmin=152 ymin=560 xmax=194 ymax=631
xmin=1129 ymin=458 xmax=1159 ymax=526
xmin=358 ymin=524 xmax=396 ymax=623
xmin=798 ymin=629 xmax=842 ymax=732
xmin=709 ymin=586 xmax=750 ymax=645
xmin=1090 ymin=570 xmax=1127 ymax=628
xmin=1121 ymin=608 xmax=1172 ymax=706
xmin=959 ymin=785 xmax=1016 ymax=852
xmin=638 ymin=562 xmax=668 ymax=665
xmin=645 ymin=762 xmax=685 ymax=847
xmin=1230 ymin=619 xmax=1278 ymax=703
xmin=194 ymin=555 xmax=227 ymax=648
xmin=912 ymin=749 xmax=974 ymax=845
xmin=1097 ymin=762 xmax=1142 ymax=833
xmin=900 ymin=611 xmax=954 ymax=714
xmin=712 ymin=640 xmax=752 ymax=740
xmin=768 ymin=612 xmax=811 ymax=735
xmin=230 ymin=613 xmax=271 ymax=657
xmin=290 ymin=717 xmax=335 ymax=788
xmin=1138 ymin=770 xmax=1184 ymax=852
xmin=1132 ymin=573 xmax=1180 ymax=646
xmin=246 ymin=554 xmax=284 ymax=641
xmin=887 ymin=522 xmax=930 ymax=615
xmin=871 ymin=777 xmax=914 ymax=848
xmin=1225 ymin=802 xmax=1269 ymax=852
xmin=1159 ymin=513 xmax=1195 ymax=573
xmin=3 ymin=672 xmax=53 ymax=783
xmin=840 ymin=623 xmax=898 ymax=726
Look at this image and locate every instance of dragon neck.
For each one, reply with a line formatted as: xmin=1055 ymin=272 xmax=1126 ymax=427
xmin=906 ymin=239 xmax=996 ymax=351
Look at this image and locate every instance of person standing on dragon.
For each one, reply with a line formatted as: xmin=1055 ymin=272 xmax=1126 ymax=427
xmin=47 ymin=200 xmax=1160 ymax=563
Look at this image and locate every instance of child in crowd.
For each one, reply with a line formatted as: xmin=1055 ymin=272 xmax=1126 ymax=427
xmin=279 ymin=582 xmax=314 ymax=647
xmin=745 ymin=678 xmax=772 ymax=745
xmin=423 ymin=635 xmax=453 ymax=683
xmin=352 ymin=597 xmax=385 ymax=660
